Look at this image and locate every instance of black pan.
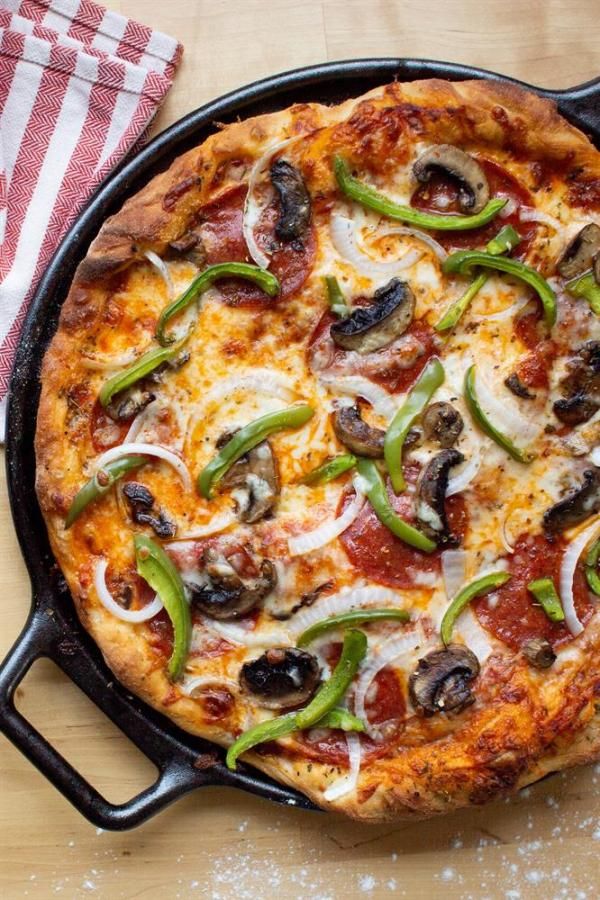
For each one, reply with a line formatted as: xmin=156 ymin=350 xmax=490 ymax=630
xmin=2 ymin=59 xmax=600 ymax=830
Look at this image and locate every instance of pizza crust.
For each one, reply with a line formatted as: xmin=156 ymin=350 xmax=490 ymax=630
xmin=35 ymin=79 xmax=600 ymax=822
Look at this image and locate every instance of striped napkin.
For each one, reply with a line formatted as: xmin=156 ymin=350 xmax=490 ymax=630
xmin=0 ymin=0 xmax=183 ymax=441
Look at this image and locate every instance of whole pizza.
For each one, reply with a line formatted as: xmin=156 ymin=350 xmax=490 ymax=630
xmin=35 ymin=78 xmax=600 ymax=822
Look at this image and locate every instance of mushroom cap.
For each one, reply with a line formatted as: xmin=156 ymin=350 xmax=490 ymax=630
xmin=330 ymin=279 xmax=415 ymax=354
xmin=190 ymin=553 xmax=277 ymax=620
xmin=332 ymin=405 xmax=385 ymax=458
xmin=412 ymin=144 xmax=490 ymax=214
xmin=422 ymin=402 xmax=464 ymax=448
xmin=543 ymin=467 xmax=600 ymax=535
xmin=522 ymin=637 xmax=556 ymax=669
xmin=557 ymin=223 xmax=600 ymax=280
xmin=240 ymin=647 xmax=321 ymax=709
xmin=415 ymin=448 xmax=465 ymax=544
xmin=270 ymin=158 xmax=311 ymax=243
xmin=408 ymin=645 xmax=480 ymax=715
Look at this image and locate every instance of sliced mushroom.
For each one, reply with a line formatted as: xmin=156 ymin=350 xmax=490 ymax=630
xmin=553 ymin=341 xmax=600 ymax=426
xmin=543 ymin=468 xmax=600 ymax=535
xmin=557 ymin=223 xmax=600 ymax=279
xmin=415 ymin=449 xmax=464 ymax=545
xmin=422 ymin=402 xmax=464 ymax=448
xmin=220 ymin=439 xmax=279 ymax=523
xmin=270 ymin=159 xmax=311 ymax=242
xmin=106 ymin=386 xmax=155 ymax=422
xmin=189 ymin=549 xmax=277 ymax=620
xmin=332 ymin=405 xmax=385 ymax=457
xmin=412 ymin=144 xmax=490 ymax=214
xmin=504 ymin=373 xmax=536 ymax=400
xmin=330 ymin=279 xmax=415 ymax=354
xmin=522 ymin=637 xmax=556 ymax=669
xmin=122 ymin=481 xmax=177 ymax=538
xmin=409 ymin=645 xmax=480 ymax=716
xmin=240 ymin=647 xmax=320 ymax=709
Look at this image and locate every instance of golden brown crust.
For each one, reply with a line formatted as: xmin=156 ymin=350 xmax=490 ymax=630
xmin=35 ymin=78 xmax=600 ymax=823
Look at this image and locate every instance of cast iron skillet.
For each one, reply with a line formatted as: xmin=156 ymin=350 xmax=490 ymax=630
xmin=2 ymin=59 xmax=600 ymax=830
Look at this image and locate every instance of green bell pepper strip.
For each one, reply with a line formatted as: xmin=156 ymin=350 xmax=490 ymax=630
xmin=440 ymin=570 xmax=511 ymax=645
xmin=324 ymin=275 xmax=349 ymax=318
xmin=355 ymin=458 xmax=436 ymax=553
xmin=443 ymin=250 xmax=557 ymax=328
xmin=99 ymin=337 xmax=188 ymax=408
xmin=134 ymin=535 xmax=191 ymax=681
xmin=435 ymin=225 xmax=521 ymax=332
xmin=295 ymin=629 xmax=367 ymax=728
xmin=384 ymin=357 xmax=445 ymax=493
xmin=464 ymin=365 xmax=535 ymax=464
xmin=297 ymin=608 xmax=410 ymax=647
xmin=585 ymin=537 xmax=600 ymax=596
xmin=315 ymin=708 xmax=365 ymax=732
xmin=333 ymin=156 xmax=507 ymax=231
xmin=527 ymin=576 xmax=565 ymax=623
xmin=300 ymin=453 xmax=356 ymax=486
xmin=156 ymin=262 xmax=280 ymax=345
xmin=226 ymin=629 xmax=367 ymax=770
xmin=198 ymin=404 xmax=314 ymax=499
xmin=565 ymin=270 xmax=600 ymax=316
xmin=65 ymin=455 xmax=147 ymax=528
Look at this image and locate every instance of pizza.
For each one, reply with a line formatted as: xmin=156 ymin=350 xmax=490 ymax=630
xmin=35 ymin=78 xmax=600 ymax=822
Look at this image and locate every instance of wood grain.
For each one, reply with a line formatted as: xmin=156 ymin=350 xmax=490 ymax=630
xmin=1 ymin=2 xmax=599 ymax=897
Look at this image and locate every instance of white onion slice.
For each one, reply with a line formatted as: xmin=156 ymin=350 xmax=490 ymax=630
xmin=202 ymin=618 xmax=291 ymax=648
xmin=354 ymin=631 xmax=424 ymax=737
xmin=287 ymin=586 xmax=406 ymax=638
xmin=330 ymin=214 xmax=422 ymax=278
xmin=589 ymin=447 xmax=600 ymax=467
xmin=144 ymin=250 xmax=174 ymax=298
xmin=473 ymin=368 xmax=539 ymax=446
xmin=559 ymin=517 xmax=600 ymax=636
xmin=167 ymin=510 xmax=237 ymax=543
xmin=123 ymin=399 xmax=160 ymax=444
xmin=374 ymin=226 xmax=448 ymax=262
xmin=94 ymin=442 xmax=192 ymax=491
xmin=323 ymin=732 xmax=362 ymax=801
xmin=180 ymin=675 xmax=239 ymax=697
xmin=288 ymin=480 xmax=365 ymax=557
xmin=196 ymin=370 xmax=295 ymax=410
xmin=455 ymin=608 xmax=493 ymax=664
xmin=81 ymin=348 xmax=141 ymax=371
xmin=94 ymin=558 xmax=163 ymax=623
xmin=519 ymin=207 xmax=561 ymax=231
xmin=446 ymin=445 xmax=481 ymax=496
xmin=441 ymin=549 xmax=467 ymax=601
xmin=498 ymin=197 xmax=518 ymax=219
xmin=319 ymin=374 xmax=398 ymax=422
xmin=242 ymin=137 xmax=298 ymax=268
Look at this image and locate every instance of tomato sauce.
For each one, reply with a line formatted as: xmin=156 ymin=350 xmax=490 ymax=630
xmin=339 ymin=483 xmax=468 ymax=589
xmin=198 ymin=184 xmax=316 ymax=307
xmin=514 ymin=307 xmax=545 ymax=350
xmin=474 ymin=533 xmax=594 ymax=650
xmin=410 ymin=158 xmax=537 ymax=259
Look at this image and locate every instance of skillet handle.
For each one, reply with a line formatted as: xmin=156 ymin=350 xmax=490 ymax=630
xmin=0 ymin=606 xmax=214 ymax=829
xmin=545 ymin=77 xmax=600 ymax=137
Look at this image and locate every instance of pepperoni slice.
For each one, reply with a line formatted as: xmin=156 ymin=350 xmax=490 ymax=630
xmin=198 ymin=184 xmax=316 ymax=308
xmin=516 ymin=340 xmax=557 ymax=390
xmin=339 ymin=482 xmax=468 ymax=589
xmin=411 ymin=158 xmax=537 ymax=259
xmin=474 ymin=533 xmax=594 ymax=650
xmin=308 ymin=310 xmax=437 ymax=395
xmin=90 ymin=399 xmax=131 ymax=452
xmin=514 ymin=306 xmax=545 ymax=350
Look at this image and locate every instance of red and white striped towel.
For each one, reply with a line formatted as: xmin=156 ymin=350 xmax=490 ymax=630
xmin=0 ymin=0 xmax=183 ymax=440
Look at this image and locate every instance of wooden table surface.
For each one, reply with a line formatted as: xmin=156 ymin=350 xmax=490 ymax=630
xmin=2 ymin=2 xmax=600 ymax=897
